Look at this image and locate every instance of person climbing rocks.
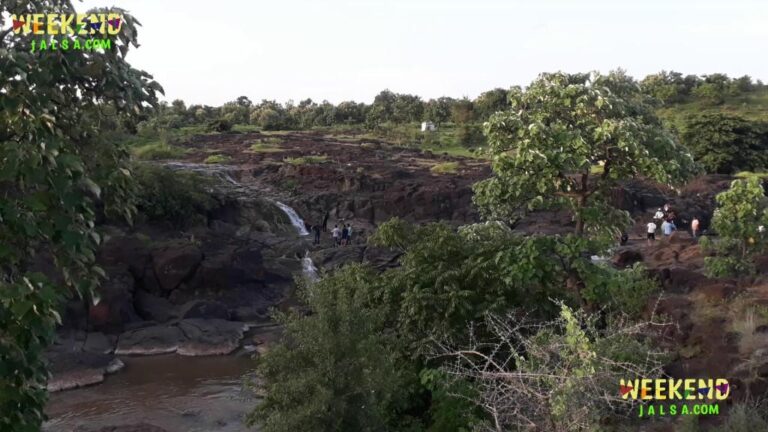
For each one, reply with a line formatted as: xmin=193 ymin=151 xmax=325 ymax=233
xmin=341 ymin=224 xmax=349 ymax=246
xmin=346 ymin=223 xmax=353 ymax=245
xmin=647 ymin=220 xmax=658 ymax=244
xmin=654 ymin=208 xmax=665 ymax=222
xmin=331 ymin=224 xmax=341 ymax=247
xmin=620 ymin=232 xmax=629 ymax=245
xmin=663 ymin=203 xmax=671 ymax=214
xmin=691 ymin=217 xmax=700 ymax=239
xmin=313 ymin=224 xmax=321 ymax=245
xmin=661 ymin=219 xmax=676 ymax=237
xmin=322 ymin=211 xmax=330 ymax=232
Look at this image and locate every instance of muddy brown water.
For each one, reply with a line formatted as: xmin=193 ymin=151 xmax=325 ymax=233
xmin=44 ymin=354 xmax=259 ymax=432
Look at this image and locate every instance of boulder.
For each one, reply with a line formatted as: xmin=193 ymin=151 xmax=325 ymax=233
xmin=98 ymin=234 xmax=152 ymax=279
xmin=134 ymin=289 xmax=176 ymax=323
xmin=613 ymin=249 xmax=643 ymax=268
xmin=89 ymin=269 xmax=139 ymax=333
xmin=46 ymin=350 xmax=124 ymax=392
xmin=151 ymin=240 xmax=202 ymax=292
xmin=115 ymin=325 xmax=185 ymax=355
xmin=176 ymin=319 xmax=247 ymax=356
xmin=83 ymin=332 xmax=116 ymax=355
xmin=181 ymin=299 xmax=231 ymax=320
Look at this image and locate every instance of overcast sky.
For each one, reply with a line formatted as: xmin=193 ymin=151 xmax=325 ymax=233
xmin=77 ymin=0 xmax=768 ymax=106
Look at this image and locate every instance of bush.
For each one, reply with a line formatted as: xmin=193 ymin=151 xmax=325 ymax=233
xmin=283 ymin=155 xmax=328 ymax=165
xmin=132 ymin=142 xmax=185 ymax=160
xmin=203 ymin=154 xmax=231 ymax=164
xmin=133 ymin=164 xmax=216 ymax=227
xmin=583 ymin=263 xmax=661 ymax=317
xmin=430 ymin=161 xmax=459 ymax=174
xmin=206 ymin=118 xmax=232 ymax=132
xmin=248 ymin=265 xmax=420 ymax=431
xmin=455 ymin=124 xmax=485 ymax=148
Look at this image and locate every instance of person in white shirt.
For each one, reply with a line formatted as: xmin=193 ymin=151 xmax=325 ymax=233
xmin=654 ymin=208 xmax=665 ymax=221
xmin=691 ymin=217 xmax=700 ymax=239
xmin=331 ymin=225 xmax=341 ymax=247
xmin=646 ymin=220 xmax=657 ymax=244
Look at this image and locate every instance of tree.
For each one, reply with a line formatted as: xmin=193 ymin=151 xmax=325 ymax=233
xmin=0 ymin=3 xmax=161 ymax=429
xmin=248 ymin=265 xmax=420 ymax=432
xmin=640 ymin=71 xmax=681 ymax=104
xmin=692 ymin=73 xmax=732 ymax=105
xmin=474 ymin=71 xmax=697 ymax=239
xmin=392 ymin=93 xmax=424 ymax=124
xmin=680 ymin=113 xmax=768 ymax=174
xmin=451 ymin=98 xmax=474 ymax=125
xmin=701 ymin=178 xmax=768 ymax=281
xmin=473 ymin=88 xmax=510 ymax=120
xmin=424 ymin=97 xmax=454 ymax=126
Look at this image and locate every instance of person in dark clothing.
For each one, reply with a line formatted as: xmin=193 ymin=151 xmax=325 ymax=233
xmin=341 ymin=225 xmax=349 ymax=246
xmin=322 ymin=212 xmax=329 ymax=232
xmin=620 ymin=232 xmax=629 ymax=245
xmin=312 ymin=224 xmax=321 ymax=245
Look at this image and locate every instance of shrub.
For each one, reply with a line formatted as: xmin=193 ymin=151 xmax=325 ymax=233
xmin=430 ymin=161 xmax=459 ymax=174
xmin=132 ymin=142 xmax=185 ymax=160
xmin=283 ymin=155 xmax=328 ymax=165
xmin=203 ymin=154 xmax=231 ymax=164
xmin=583 ymin=263 xmax=661 ymax=317
xmin=206 ymin=118 xmax=232 ymax=132
xmin=133 ymin=164 xmax=215 ymax=227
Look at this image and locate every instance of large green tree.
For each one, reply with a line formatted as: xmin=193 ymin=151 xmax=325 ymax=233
xmin=0 ymin=2 xmax=161 ymax=429
xmin=680 ymin=113 xmax=768 ymax=174
xmin=474 ymin=71 xmax=697 ymax=239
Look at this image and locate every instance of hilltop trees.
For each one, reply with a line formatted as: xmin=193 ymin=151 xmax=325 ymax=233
xmin=680 ymin=113 xmax=768 ymax=174
xmin=701 ymin=177 xmax=768 ymax=280
xmin=0 ymin=2 xmax=161 ymax=429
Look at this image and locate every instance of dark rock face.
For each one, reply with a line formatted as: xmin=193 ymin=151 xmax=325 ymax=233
xmin=89 ymin=424 xmax=169 ymax=432
xmin=181 ymin=300 xmax=230 ymax=320
xmin=613 ymin=250 xmax=643 ymax=268
xmin=89 ymin=269 xmax=139 ymax=333
xmin=134 ymin=290 xmax=177 ymax=323
xmin=46 ymin=346 xmax=124 ymax=392
xmin=151 ymin=241 xmax=203 ymax=292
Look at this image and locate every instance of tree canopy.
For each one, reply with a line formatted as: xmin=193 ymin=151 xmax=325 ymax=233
xmin=0 ymin=2 xmax=161 ymax=428
xmin=680 ymin=113 xmax=768 ymax=174
xmin=474 ymin=71 xmax=698 ymax=239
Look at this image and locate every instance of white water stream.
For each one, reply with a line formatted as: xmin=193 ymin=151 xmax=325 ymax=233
xmin=274 ymin=201 xmax=310 ymax=236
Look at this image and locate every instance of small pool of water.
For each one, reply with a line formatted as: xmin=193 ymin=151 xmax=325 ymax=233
xmin=44 ymin=354 xmax=258 ymax=432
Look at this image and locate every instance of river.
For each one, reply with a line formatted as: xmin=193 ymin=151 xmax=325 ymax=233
xmin=44 ymin=355 xmax=258 ymax=432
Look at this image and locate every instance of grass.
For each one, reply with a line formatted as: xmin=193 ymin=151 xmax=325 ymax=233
xmin=657 ymin=88 xmax=768 ymax=131
xmin=248 ymin=143 xmax=283 ymax=153
xmin=430 ymin=161 xmax=459 ymax=174
xmin=735 ymin=171 xmax=768 ymax=180
xmin=203 ymin=154 xmax=231 ymax=164
xmin=284 ymin=155 xmax=328 ymax=165
xmin=232 ymin=124 xmax=261 ymax=133
xmin=132 ymin=141 xmax=186 ymax=160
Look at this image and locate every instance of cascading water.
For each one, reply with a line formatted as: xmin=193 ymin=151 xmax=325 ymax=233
xmin=275 ymin=201 xmax=310 ymax=236
xmin=301 ymin=251 xmax=320 ymax=282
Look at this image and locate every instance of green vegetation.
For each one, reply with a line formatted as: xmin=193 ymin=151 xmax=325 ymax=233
xmin=132 ymin=165 xmax=215 ymax=227
xmin=701 ymin=177 xmax=768 ymax=280
xmin=679 ymin=113 xmax=768 ymax=174
xmin=475 ymin=71 xmax=697 ymax=242
xmin=429 ymin=162 xmax=459 ymax=174
xmin=132 ymin=142 xmax=186 ymax=160
xmin=0 ymin=3 xmax=161 ymax=429
xmin=284 ymin=155 xmax=328 ymax=165
xmin=203 ymin=154 xmax=232 ymax=164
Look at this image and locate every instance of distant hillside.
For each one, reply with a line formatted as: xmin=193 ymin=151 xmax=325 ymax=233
xmin=658 ymin=87 xmax=768 ymax=132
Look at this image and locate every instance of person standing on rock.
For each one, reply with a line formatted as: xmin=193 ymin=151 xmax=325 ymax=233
xmin=322 ymin=211 xmax=329 ymax=232
xmin=661 ymin=219 xmax=675 ymax=237
xmin=332 ymin=225 xmax=341 ymax=247
xmin=647 ymin=220 xmax=658 ymax=244
xmin=654 ymin=208 xmax=665 ymax=222
xmin=313 ymin=224 xmax=321 ymax=245
xmin=347 ymin=224 xmax=353 ymax=245
xmin=341 ymin=224 xmax=349 ymax=246
xmin=691 ymin=217 xmax=700 ymax=239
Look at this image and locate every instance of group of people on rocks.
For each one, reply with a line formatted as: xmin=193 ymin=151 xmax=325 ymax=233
xmin=645 ymin=203 xmax=700 ymax=244
xmin=308 ymin=211 xmax=354 ymax=247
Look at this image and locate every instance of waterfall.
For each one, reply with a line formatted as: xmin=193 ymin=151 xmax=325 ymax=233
xmin=302 ymin=251 xmax=319 ymax=282
xmin=275 ymin=201 xmax=310 ymax=236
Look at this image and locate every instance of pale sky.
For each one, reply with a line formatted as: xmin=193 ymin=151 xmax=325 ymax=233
xmin=76 ymin=0 xmax=768 ymax=106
